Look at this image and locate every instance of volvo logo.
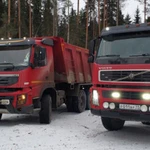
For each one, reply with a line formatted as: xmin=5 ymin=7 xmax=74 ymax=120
xmin=128 ymin=73 xmax=134 ymax=80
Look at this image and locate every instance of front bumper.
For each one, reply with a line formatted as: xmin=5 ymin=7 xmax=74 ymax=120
xmin=91 ymin=109 xmax=150 ymax=121
xmin=0 ymin=104 xmax=33 ymax=114
xmin=0 ymin=88 xmax=33 ymax=114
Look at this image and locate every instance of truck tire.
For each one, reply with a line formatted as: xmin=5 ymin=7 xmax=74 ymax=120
xmin=142 ymin=122 xmax=150 ymax=125
xmin=101 ymin=117 xmax=125 ymax=131
xmin=73 ymin=90 xmax=86 ymax=113
xmin=39 ymin=95 xmax=52 ymax=124
xmin=0 ymin=113 xmax=2 ymax=120
xmin=85 ymin=90 xmax=90 ymax=110
xmin=66 ymin=96 xmax=74 ymax=112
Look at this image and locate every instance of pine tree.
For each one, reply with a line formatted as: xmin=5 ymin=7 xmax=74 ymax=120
xmin=0 ymin=0 xmax=6 ymax=27
xmin=58 ymin=6 xmax=67 ymax=41
xmin=42 ymin=0 xmax=53 ymax=36
xmin=69 ymin=8 xmax=77 ymax=45
xmin=32 ymin=0 xmax=42 ymax=36
xmin=107 ymin=0 xmax=116 ymax=26
xmin=118 ymin=9 xmax=124 ymax=25
xmin=134 ymin=7 xmax=141 ymax=24
xmin=124 ymin=14 xmax=132 ymax=24
xmin=78 ymin=8 xmax=86 ymax=47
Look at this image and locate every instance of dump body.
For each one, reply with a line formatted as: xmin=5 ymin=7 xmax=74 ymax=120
xmin=52 ymin=37 xmax=92 ymax=84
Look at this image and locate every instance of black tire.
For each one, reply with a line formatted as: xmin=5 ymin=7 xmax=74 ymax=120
xmin=73 ymin=90 xmax=86 ymax=113
xmin=0 ymin=113 xmax=2 ymax=121
xmin=66 ymin=96 xmax=74 ymax=112
xmin=101 ymin=117 xmax=125 ymax=131
xmin=39 ymin=95 xmax=52 ymax=124
xmin=142 ymin=122 xmax=150 ymax=125
xmin=85 ymin=90 xmax=90 ymax=110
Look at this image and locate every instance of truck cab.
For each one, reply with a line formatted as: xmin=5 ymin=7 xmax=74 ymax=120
xmin=0 ymin=38 xmax=55 ymax=123
xmin=88 ymin=23 xmax=150 ymax=130
xmin=0 ymin=37 xmax=92 ymax=124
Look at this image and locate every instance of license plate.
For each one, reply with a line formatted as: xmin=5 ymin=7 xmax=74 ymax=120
xmin=0 ymin=99 xmax=10 ymax=105
xmin=119 ymin=104 xmax=141 ymax=111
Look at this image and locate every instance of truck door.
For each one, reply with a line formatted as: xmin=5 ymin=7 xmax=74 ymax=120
xmin=30 ymin=45 xmax=51 ymax=97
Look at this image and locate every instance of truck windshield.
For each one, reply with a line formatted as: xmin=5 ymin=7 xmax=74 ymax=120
xmin=97 ymin=37 xmax=150 ymax=57
xmin=0 ymin=45 xmax=31 ymax=68
xmin=96 ymin=33 xmax=150 ymax=64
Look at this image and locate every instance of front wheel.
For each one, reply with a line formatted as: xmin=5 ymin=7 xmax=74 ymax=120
xmin=101 ymin=117 xmax=125 ymax=131
xmin=0 ymin=113 xmax=2 ymax=121
xmin=39 ymin=95 xmax=52 ymax=124
xmin=142 ymin=122 xmax=150 ymax=125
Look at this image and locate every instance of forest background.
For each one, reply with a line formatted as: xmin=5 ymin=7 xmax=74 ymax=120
xmin=0 ymin=0 xmax=148 ymax=48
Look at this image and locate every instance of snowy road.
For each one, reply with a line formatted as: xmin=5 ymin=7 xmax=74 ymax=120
xmin=0 ymin=105 xmax=150 ymax=150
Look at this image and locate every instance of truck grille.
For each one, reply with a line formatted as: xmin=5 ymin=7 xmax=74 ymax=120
xmin=102 ymin=91 xmax=142 ymax=100
xmin=100 ymin=70 xmax=150 ymax=82
xmin=0 ymin=76 xmax=18 ymax=86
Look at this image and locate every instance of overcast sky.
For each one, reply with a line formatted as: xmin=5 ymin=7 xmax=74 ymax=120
xmin=71 ymin=0 xmax=144 ymax=23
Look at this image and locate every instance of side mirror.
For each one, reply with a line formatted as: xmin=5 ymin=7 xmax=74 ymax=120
xmin=30 ymin=63 xmax=35 ymax=69
xmin=88 ymin=39 xmax=95 ymax=63
xmin=88 ymin=55 xmax=94 ymax=63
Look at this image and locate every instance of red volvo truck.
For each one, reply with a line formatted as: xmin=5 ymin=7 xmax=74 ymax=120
xmin=0 ymin=36 xmax=92 ymax=124
xmin=88 ymin=23 xmax=150 ymax=130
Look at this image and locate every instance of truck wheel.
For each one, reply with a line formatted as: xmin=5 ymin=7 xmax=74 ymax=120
xmin=0 ymin=113 xmax=2 ymax=120
xmin=101 ymin=117 xmax=125 ymax=131
xmin=66 ymin=96 xmax=74 ymax=112
xmin=85 ymin=90 xmax=90 ymax=110
xmin=142 ymin=122 xmax=150 ymax=125
xmin=73 ymin=90 xmax=86 ymax=113
xmin=39 ymin=95 xmax=52 ymax=124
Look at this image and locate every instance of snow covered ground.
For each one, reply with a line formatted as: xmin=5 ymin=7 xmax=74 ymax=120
xmin=0 ymin=105 xmax=150 ymax=150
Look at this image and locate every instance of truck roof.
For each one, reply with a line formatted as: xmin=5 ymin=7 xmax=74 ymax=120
xmin=0 ymin=38 xmax=35 ymax=46
xmin=101 ymin=23 xmax=150 ymax=36
xmin=0 ymin=37 xmax=55 ymax=46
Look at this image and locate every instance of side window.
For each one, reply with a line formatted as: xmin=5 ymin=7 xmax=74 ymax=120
xmin=34 ymin=46 xmax=47 ymax=67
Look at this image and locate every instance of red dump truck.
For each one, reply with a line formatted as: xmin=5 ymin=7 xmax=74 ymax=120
xmin=88 ymin=23 xmax=150 ymax=130
xmin=0 ymin=36 xmax=92 ymax=124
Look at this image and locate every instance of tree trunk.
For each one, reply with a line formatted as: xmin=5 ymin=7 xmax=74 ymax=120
xmin=85 ymin=0 xmax=89 ymax=48
xmin=8 ymin=0 xmax=10 ymax=38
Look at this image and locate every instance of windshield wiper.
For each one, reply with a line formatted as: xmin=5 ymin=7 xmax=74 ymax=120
xmin=130 ymin=53 xmax=150 ymax=57
xmin=97 ymin=55 xmax=127 ymax=64
xmin=0 ymin=63 xmax=15 ymax=70
xmin=98 ymin=54 xmax=120 ymax=57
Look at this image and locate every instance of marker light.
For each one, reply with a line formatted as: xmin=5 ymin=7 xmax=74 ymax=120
xmin=109 ymin=103 xmax=115 ymax=109
xmin=9 ymin=37 xmax=12 ymax=40
xmin=111 ymin=92 xmax=121 ymax=99
xmin=92 ymin=90 xmax=99 ymax=106
xmin=141 ymin=105 xmax=148 ymax=112
xmin=142 ymin=93 xmax=150 ymax=100
xmin=103 ymin=102 xmax=109 ymax=109
xmin=1 ymin=38 xmax=4 ymax=40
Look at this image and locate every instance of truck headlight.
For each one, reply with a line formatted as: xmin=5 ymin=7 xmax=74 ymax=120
xmin=111 ymin=92 xmax=121 ymax=99
xmin=17 ymin=94 xmax=27 ymax=106
xmin=92 ymin=90 xmax=99 ymax=106
xmin=142 ymin=93 xmax=150 ymax=100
